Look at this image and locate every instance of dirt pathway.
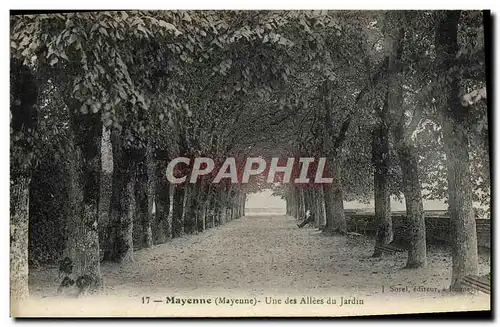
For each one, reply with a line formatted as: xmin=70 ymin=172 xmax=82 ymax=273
xmin=31 ymin=214 xmax=489 ymax=295
xmin=27 ymin=214 xmax=490 ymax=316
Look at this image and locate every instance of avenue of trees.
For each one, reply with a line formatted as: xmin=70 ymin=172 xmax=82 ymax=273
xmin=10 ymin=10 xmax=489 ymax=306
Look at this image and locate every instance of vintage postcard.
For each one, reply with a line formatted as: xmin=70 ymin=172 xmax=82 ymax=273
xmin=10 ymin=9 xmax=491 ymax=317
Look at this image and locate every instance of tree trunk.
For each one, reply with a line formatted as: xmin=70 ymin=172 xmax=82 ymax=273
xmin=146 ymin=147 xmax=155 ymax=245
xmin=65 ymin=112 xmax=103 ymax=289
xmin=385 ymin=15 xmax=427 ymax=268
xmin=154 ymin=160 xmax=170 ymax=244
xmin=443 ymin=118 xmax=479 ymax=289
xmin=103 ymin=131 xmax=136 ymax=263
xmin=98 ymin=128 xmax=113 ymax=261
xmin=303 ymin=188 xmax=313 ymax=224
xmin=135 ymin=147 xmax=153 ymax=249
xmin=237 ymin=191 xmax=245 ymax=218
xmin=311 ymin=188 xmax=319 ymax=228
xmin=241 ymin=193 xmax=246 ymax=217
xmin=393 ymin=113 xmax=427 ymax=267
xmin=228 ymin=186 xmax=235 ymax=220
xmin=323 ymin=158 xmax=347 ymax=234
xmin=205 ymin=184 xmax=215 ymax=229
xmin=372 ymin=120 xmax=393 ymax=257
xmin=316 ymin=187 xmax=327 ymax=228
xmin=227 ymin=185 xmax=234 ymax=220
xmin=184 ymin=183 xmax=200 ymax=234
xmin=10 ymin=176 xmax=30 ymax=309
xmin=297 ymin=188 xmax=306 ymax=219
xmin=172 ymin=185 xmax=185 ymax=238
xmin=286 ymin=189 xmax=292 ymax=216
xmin=219 ymin=185 xmax=228 ymax=225
xmin=435 ymin=10 xmax=478 ymax=290
xmin=197 ymin=180 xmax=209 ymax=232
xmin=293 ymin=188 xmax=298 ymax=218
xmin=10 ymin=59 xmax=38 ymax=308
xmin=396 ymin=139 xmax=427 ymax=268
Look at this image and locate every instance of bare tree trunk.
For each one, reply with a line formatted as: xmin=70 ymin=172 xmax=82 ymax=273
xmin=227 ymin=185 xmax=235 ymax=220
xmin=172 ymin=185 xmax=185 ymax=238
xmin=10 ymin=176 xmax=30 ymax=309
xmin=332 ymin=187 xmax=347 ymax=232
xmin=154 ymin=160 xmax=170 ymax=243
xmin=211 ymin=187 xmax=220 ymax=227
xmin=197 ymin=180 xmax=210 ymax=231
xmin=98 ymin=128 xmax=113 ymax=261
xmin=286 ymin=188 xmax=293 ymax=216
xmin=372 ymin=119 xmax=393 ymax=256
xmin=10 ymin=59 xmax=38 ymax=308
xmin=103 ymin=131 xmax=136 ymax=263
xmin=241 ymin=193 xmax=246 ymax=216
xmin=297 ymin=188 xmax=306 ymax=219
xmin=435 ymin=10 xmax=478 ymax=290
xmin=219 ymin=185 xmax=228 ymax=225
xmin=395 ymin=136 xmax=427 ymax=267
xmin=184 ymin=183 xmax=201 ymax=234
xmin=237 ymin=190 xmax=245 ymax=218
xmin=205 ymin=184 xmax=216 ymax=229
xmin=303 ymin=188 xmax=311 ymax=214
xmin=65 ymin=112 xmax=103 ymax=289
xmin=146 ymin=147 xmax=155 ymax=245
xmin=316 ymin=187 xmax=326 ymax=228
xmin=311 ymin=188 xmax=319 ymax=228
xmin=384 ymin=14 xmax=427 ymax=267
xmin=323 ymin=158 xmax=347 ymax=234
xmin=135 ymin=146 xmax=153 ymax=249
xmin=291 ymin=187 xmax=298 ymax=218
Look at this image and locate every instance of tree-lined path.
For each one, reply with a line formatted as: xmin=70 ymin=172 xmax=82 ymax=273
xmin=29 ymin=214 xmax=490 ymax=300
xmin=11 ymin=10 xmax=490 ymax=317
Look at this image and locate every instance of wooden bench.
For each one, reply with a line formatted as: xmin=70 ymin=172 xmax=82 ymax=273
xmin=374 ymin=243 xmax=407 ymax=254
xmin=461 ymin=275 xmax=491 ymax=294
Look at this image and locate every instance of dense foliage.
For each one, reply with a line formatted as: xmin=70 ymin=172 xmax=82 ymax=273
xmin=10 ymin=10 xmax=489 ymax=298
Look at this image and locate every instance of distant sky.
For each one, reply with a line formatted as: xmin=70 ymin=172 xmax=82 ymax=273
xmin=246 ymin=189 xmax=286 ymax=209
xmin=245 ymin=190 xmax=451 ymax=211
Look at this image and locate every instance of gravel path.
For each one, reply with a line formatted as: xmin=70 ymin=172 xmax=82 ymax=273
xmin=26 ymin=214 xmax=490 ymax=316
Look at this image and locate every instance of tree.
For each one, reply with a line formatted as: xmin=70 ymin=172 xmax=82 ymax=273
xmin=435 ymin=10 xmax=479 ymax=290
xmin=384 ymin=11 xmax=427 ymax=267
xmin=10 ymin=58 xmax=39 ymax=306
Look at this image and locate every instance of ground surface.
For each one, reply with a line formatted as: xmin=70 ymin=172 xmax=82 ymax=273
xmin=25 ymin=214 xmax=490 ymax=317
